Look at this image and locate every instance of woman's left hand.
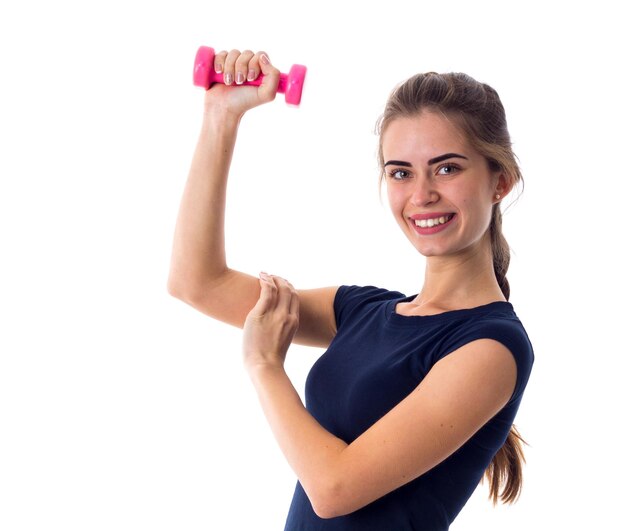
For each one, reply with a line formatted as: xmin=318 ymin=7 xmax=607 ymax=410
xmin=242 ymin=273 xmax=300 ymax=372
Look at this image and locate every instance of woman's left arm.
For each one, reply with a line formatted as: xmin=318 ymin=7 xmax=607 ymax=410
xmin=243 ymin=275 xmax=517 ymax=519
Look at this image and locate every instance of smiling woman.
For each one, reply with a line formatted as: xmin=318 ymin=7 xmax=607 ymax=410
xmin=168 ymin=53 xmax=533 ymax=530
xmin=377 ymin=72 xmax=524 ymax=301
xmin=381 ymin=112 xmax=506 ymax=258
xmin=376 ymin=72 xmax=529 ymax=506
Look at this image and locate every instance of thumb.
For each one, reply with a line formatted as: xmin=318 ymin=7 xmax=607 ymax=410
xmin=249 ymin=272 xmax=277 ymax=317
xmin=257 ymin=53 xmax=280 ymax=102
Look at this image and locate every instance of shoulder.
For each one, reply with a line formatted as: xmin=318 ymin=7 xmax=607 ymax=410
xmin=334 ymin=285 xmax=406 ymax=328
xmin=441 ymin=303 xmax=534 ymax=402
xmin=335 ymin=285 xmax=406 ymax=306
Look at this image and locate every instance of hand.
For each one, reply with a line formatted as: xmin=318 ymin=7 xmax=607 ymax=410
xmin=203 ymin=49 xmax=280 ymax=119
xmin=242 ymin=273 xmax=299 ymax=372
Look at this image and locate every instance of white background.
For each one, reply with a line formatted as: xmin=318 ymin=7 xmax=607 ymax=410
xmin=1 ymin=0 xmax=624 ymax=529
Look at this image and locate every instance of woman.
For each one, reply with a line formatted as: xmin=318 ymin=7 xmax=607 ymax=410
xmin=168 ymin=49 xmax=534 ymax=530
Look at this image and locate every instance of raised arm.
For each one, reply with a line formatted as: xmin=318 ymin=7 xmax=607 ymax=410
xmin=167 ymin=50 xmax=337 ymax=348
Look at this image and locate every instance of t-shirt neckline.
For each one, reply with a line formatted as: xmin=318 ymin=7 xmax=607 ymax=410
xmin=386 ymin=294 xmax=514 ymax=326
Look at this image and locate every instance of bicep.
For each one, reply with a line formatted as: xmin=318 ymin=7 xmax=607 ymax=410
xmin=333 ymin=339 xmax=517 ymax=515
xmin=296 ymin=286 xmax=339 ymax=348
xmin=180 ymin=269 xmax=338 ymax=348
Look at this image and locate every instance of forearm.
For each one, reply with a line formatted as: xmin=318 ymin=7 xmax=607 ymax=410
xmin=168 ymin=110 xmax=241 ymax=295
xmin=248 ymin=365 xmax=348 ymax=516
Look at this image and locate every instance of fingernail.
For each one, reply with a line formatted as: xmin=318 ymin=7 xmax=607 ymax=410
xmin=247 ymin=69 xmax=255 ymax=81
xmin=260 ymin=272 xmax=270 ymax=280
xmin=224 ymin=73 xmax=233 ymax=85
xmin=260 ymin=54 xmax=270 ymax=65
xmin=215 ymin=63 xmax=223 ymax=73
xmin=236 ymin=71 xmax=244 ymax=84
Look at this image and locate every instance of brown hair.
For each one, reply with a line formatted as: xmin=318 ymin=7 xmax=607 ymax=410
xmin=376 ymin=72 xmax=526 ymax=504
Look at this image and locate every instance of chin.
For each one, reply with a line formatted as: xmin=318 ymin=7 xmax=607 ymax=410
xmin=414 ymin=245 xmax=447 ymax=258
xmin=407 ymin=237 xmax=448 ymax=257
xmin=399 ymin=221 xmax=455 ymax=257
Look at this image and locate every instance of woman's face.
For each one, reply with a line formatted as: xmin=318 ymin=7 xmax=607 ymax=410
xmin=382 ymin=111 xmax=505 ymax=259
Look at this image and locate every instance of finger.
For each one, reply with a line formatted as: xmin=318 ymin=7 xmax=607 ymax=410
xmin=247 ymin=53 xmax=261 ymax=81
xmin=222 ymin=49 xmax=241 ymax=86
xmin=253 ymin=272 xmax=277 ymax=315
xmin=272 ymin=276 xmax=295 ymax=314
xmin=235 ymin=49 xmax=255 ymax=85
xmin=214 ymin=50 xmax=228 ymax=74
xmin=256 ymin=51 xmax=280 ymax=102
xmin=288 ymin=282 xmax=299 ymax=317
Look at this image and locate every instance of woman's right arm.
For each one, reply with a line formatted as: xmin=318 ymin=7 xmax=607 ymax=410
xmin=167 ymin=50 xmax=337 ymax=348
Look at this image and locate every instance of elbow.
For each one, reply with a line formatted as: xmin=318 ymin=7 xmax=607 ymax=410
xmin=167 ymin=276 xmax=203 ymax=306
xmin=167 ymin=266 xmax=229 ymax=304
xmin=311 ymin=495 xmax=343 ymax=520
xmin=310 ymin=497 xmax=337 ymax=520
xmin=308 ymin=478 xmax=356 ymax=520
xmin=166 ymin=277 xmax=178 ymax=298
xmin=166 ymin=276 xmax=188 ymax=302
xmin=312 ymin=504 xmax=344 ymax=521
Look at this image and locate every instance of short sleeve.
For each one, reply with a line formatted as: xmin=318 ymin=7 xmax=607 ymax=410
xmin=441 ymin=317 xmax=534 ymax=403
xmin=334 ymin=285 xmax=405 ymax=330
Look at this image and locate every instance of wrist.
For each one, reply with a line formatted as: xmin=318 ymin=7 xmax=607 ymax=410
xmin=246 ymin=360 xmax=286 ymax=384
xmin=201 ymin=104 xmax=243 ymax=132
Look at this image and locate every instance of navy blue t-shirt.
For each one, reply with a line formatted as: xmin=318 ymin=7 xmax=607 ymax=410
xmin=284 ymin=285 xmax=534 ymax=530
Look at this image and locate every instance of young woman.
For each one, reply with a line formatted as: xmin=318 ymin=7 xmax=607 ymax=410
xmin=168 ymin=49 xmax=534 ymax=530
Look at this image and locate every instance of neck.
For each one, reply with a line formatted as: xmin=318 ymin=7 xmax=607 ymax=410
xmin=413 ymin=239 xmax=505 ymax=311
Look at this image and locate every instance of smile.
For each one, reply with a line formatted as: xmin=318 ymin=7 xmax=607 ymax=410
xmin=413 ymin=214 xmax=454 ymax=228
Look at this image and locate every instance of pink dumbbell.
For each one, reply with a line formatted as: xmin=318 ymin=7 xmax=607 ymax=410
xmin=193 ymin=46 xmax=307 ymax=106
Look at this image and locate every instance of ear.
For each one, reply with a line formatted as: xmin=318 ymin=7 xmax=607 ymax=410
xmin=493 ymin=172 xmax=514 ymax=203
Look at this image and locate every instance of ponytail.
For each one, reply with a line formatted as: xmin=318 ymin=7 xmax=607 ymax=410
xmin=484 ymin=425 xmax=527 ymax=504
xmin=490 ymin=204 xmax=510 ymax=301
xmin=486 ymin=203 xmax=526 ymax=504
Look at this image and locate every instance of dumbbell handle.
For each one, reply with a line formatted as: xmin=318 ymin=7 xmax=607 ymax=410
xmin=193 ymin=46 xmax=307 ymax=105
xmin=207 ymin=70 xmax=290 ymax=94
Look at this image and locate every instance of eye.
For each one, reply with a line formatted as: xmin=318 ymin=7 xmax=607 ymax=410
xmin=387 ymin=168 xmax=411 ymax=181
xmin=436 ymin=163 xmax=460 ymax=176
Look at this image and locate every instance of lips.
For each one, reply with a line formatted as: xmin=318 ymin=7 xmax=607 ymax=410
xmin=409 ymin=213 xmax=456 ymax=233
xmin=413 ymin=214 xmax=454 ymax=228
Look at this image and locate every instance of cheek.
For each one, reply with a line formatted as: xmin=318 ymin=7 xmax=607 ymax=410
xmin=389 ymin=201 xmax=404 ymax=219
xmin=386 ymin=189 xmax=406 ymax=220
xmin=463 ymin=196 xmax=493 ymax=232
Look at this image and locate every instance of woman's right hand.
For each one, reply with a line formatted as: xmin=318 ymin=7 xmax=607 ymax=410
xmin=203 ymin=49 xmax=280 ymax=119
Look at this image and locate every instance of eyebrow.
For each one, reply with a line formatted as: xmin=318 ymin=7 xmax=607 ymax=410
xmin=383 ymin=153 xmax=469 ymax=167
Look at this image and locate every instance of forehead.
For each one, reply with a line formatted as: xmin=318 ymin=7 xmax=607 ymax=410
xmin=382 ymin=112 xmax=473 ymax=160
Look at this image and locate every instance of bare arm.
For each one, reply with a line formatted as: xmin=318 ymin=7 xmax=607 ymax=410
xmin=249 ymin=340 xmax=516 ymax=518
xmin=167 ymin=50 xmax=337 ymax=348
xmin=243 ymin=277 xmax=517 ymax=518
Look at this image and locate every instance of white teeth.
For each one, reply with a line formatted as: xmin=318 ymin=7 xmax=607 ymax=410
xmin=414 ymin=215 xmax=452 ymax=228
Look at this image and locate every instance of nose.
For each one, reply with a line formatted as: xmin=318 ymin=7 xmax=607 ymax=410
xmin=409 ymin=176 xmax=439 ymax=207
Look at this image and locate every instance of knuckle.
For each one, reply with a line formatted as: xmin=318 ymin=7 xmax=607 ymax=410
xmin=224 ymin=49 xmax=240 ymax=65
xmin=214 ymin=50 xmax=227 ymax=70
xmin=235 ymin=51 xmax=252 ymax=65
xmin=248 ymin=55 xmax=260 ymax=68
